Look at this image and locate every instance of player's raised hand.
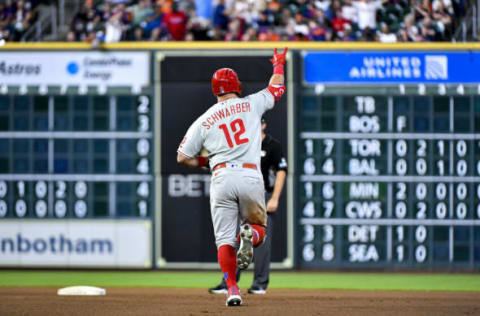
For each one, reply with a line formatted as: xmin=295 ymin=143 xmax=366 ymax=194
xmin=270 ymin=47 xmax=288 ymax=67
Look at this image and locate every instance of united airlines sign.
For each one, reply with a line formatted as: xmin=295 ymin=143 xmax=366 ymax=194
xmin=303 ymin=51 xmax=479 ymax=84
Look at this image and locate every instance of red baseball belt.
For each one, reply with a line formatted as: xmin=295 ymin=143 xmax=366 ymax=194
xmin=212 ymin=162 xmax=257 ymax=171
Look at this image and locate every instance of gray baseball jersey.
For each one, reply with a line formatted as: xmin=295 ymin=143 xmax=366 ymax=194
xmin=178 ymin=88 xmax=275 ymax=249
xmin=178 ymin=89 xmax=274 ymax=168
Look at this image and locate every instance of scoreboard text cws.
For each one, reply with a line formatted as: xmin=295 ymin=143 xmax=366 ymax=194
xmin=298 ymin=94 xmax=480 ymax=269
xmin=0 ymin=94 xmax=153 ymax=219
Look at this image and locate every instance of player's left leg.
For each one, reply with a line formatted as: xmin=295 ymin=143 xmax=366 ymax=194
xmin=210 ymin=171 xmax=242 ymax=306
xmin=208 ymin=268 xmax=242 ymax=294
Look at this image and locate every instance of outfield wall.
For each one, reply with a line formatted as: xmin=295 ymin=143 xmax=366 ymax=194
xmin=0 ymin=43 xmax=478 ymax=270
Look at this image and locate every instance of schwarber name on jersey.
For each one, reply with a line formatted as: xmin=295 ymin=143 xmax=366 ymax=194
xmin=178 ymin=89 xmax=275 ymax=169
xmin=201 ymin=101 xmax=251 ymax=130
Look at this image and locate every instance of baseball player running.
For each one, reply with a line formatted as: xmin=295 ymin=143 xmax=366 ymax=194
xmin=208 ymin=117 xmax=288 ymax=295
xmin=177 ymin=48 xmax=287 ymax=307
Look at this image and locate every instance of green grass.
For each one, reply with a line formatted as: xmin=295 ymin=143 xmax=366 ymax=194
xmin=0 ymin=270 xmax=479 ymax=292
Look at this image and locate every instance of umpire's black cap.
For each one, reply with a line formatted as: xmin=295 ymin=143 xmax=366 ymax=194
xmin=261 ymin=116 xmax=266 ymax=124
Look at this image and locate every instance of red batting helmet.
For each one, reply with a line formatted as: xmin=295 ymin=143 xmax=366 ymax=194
xmin=211 ymin=68 xmax=242 ymax=96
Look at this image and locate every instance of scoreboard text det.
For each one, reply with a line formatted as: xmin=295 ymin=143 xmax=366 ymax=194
xmin=298 ymin=93 xmax=480 ymax=268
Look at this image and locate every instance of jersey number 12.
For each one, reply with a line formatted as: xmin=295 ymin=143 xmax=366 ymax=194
xmin=219 ymin=119 xmax=249 ymax=148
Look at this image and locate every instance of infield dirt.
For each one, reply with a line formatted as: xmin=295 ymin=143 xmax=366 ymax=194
xmin=1 ymin=287 xmax=479 ymax=316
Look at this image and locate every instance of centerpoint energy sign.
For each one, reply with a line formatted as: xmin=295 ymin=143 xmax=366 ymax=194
xmin=0 ymin=51 xmax=149 ymax=86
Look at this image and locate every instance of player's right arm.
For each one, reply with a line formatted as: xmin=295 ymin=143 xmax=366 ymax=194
xmin=177 ymin=118 xmax=208 ymax=168
xmin=177 ymin=151 xmax=208 ymax=168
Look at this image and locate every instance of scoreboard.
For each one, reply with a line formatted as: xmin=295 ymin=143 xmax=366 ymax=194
xmin=0 ymin=93 xmax=154 ymax=219
xmin=297 ymin=91 xmax=480 ymax=269
xmin=3 ymin=45 xmax=480 ymax=270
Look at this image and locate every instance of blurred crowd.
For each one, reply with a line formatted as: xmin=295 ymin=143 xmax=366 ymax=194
xmin=0 ymin=0 xmax=40 ymax=41
xmin=1 ymin=0 xmax=466 ymax=43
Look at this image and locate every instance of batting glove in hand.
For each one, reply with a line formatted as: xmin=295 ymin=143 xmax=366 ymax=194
xmin=270 ymin=47 xmax=288 ymax=67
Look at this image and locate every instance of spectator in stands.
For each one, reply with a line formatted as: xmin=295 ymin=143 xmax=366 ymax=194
xmin=309 ymin=20 xmax=330 ymax=41
xmin=100 ymin=1 xmax=113 ymax=22
xmin=186 ymin=8 xmax=210 ymax=40
xmin=86 ymin=6 xmax=104 ymax=41
xmin=132 ymin=25 xmax=144 ymax=40
xmin=13 ymin=1 xmax=32 ymax=34
xmin=68 ymin=4 xmax=88 ymax=41
xmin=213 ymin=0 xmax=229 ymax=30
xmin=432 ymin=0 xmax=452 ymax=38
xmin=332 ymin=9 xmax=351 ymax=33
xmin=279 ymin=7 xmax=293 ymax=27
xmin=131 ymin=0 xmax=154 ymax=26
xmin=256 ymin=10 xmax=273 ymax=28
xmin=313 ymin=8 xmax=331 ymax=29
xmin=162 ymin=1 xmax=188 ymax=40
xmin=0 ymin=0 xmax=37 ymax=41
xmin=377 ymin=22 xmax=397 ymax=42
xmin=419 ymin=16 xmax=438 ymax=40
xmin=224 ymin=16 xmax=242 ymax=40
xmin=403 ymin=13 xmax=422 ymax=41
xmin=267 ymin=0 xmax=283 ymax=26
xmin=231 ymin=0 xmax=253 ymax=25
xmin=258 ymin=27 xmax=280 ymax=41
xmin=289 ymin=10 xmax=310 ymax=41
xmin=432 ymin=0 xmax=454 ymax=15
xmin=68 ymin=2 xmax=105 ymax=42
xmin=354 ymin=0 xmax=384 ymax=30
xmin=2 ymin=0 xmax=15 ymax=19
xmin=315 ymin=0 xmax=332 ymax=13
xmin=56 ymin=0 xmax=469 ymax=43
xmin=397 ymin=27 xmax=412 ymax=41
xmin=342 ymin=23 xmax=357 ymax=40
xmin=360 ymin=26 xmax=376 ymax=40
xmin=138 ymin=4 xmax=163 ymax=40
xmin=210 ymin=24 xmax=224 ymax=40
xmin=0 ymin=3 xmax=12 ymax=41
xmin=241 ymin=26 xmax=257 ymax=40
xmin=341 ymin=0 xmax=357 ymax=25
xmin=104 ymin=5 xmax=125 ymax=42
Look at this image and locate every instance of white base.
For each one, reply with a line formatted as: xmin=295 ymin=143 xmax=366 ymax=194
xmin=57 ymin=286 xmax=106 ymax=296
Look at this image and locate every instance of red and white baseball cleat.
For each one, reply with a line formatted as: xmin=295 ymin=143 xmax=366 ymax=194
xmin=226 ymin=285 xmax=242 ymax=306
xmin=237 ymin=224 xmax=253 ymax=270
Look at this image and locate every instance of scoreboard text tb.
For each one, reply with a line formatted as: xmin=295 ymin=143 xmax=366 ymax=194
xmin=298 ymin=92 xmax=480 ymax=269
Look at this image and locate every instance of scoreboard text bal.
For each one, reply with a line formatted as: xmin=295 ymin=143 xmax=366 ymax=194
xmin=298 ymin=93 xmax=480 ymax=268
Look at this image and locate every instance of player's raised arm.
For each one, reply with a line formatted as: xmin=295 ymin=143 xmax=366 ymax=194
xmin=266 ymin=48 xmax=287 ymax=102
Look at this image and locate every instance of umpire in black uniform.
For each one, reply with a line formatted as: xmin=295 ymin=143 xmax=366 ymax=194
xmin=208 ymin=116 xmax=287 ymax=295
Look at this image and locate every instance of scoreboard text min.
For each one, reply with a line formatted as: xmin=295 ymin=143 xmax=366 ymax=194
xmin=298 ymin=92 xmax=480 ymax=269
xmin=0 ymin=94 xmax=153 ymax=219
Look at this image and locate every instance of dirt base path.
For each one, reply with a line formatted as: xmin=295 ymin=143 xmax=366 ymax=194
xmin=1 ymin=287 xmax=479 ymax=316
